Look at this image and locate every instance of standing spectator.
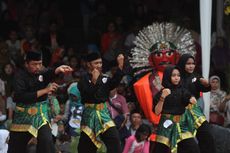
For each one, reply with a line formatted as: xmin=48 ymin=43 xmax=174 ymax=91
xmin=100 ymin=21 xmax=122 ymax=55
xmin=39 ymin=20 xmax=64 ymax=52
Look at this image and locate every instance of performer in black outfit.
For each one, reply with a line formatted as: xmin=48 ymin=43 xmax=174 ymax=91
xmin=77 ymin=52 xmax=124 ymax=153
xmin=8 ymin=51 xmax=73 ymax=153
xmin=153 ymin=65 xmax=200 ymax=153
xmin=177 ymin=53 xmax=216 ymax=153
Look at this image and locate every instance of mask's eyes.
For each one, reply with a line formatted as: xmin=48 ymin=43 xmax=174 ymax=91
xmin=154 ymin=52 xmax=163 ymax=57
xmin=166 ymin=50 xmax=174 ymax=57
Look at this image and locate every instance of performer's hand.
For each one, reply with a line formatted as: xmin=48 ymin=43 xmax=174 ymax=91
xmin=117 ymin=54 xmax=124 ymax=70
xmin=200 ymin=78 xmax=209 ymax=87
xmin=91 ymin=68 xmax=100 ymax=84
xmin=55 ymin=65 xmax=73 ymax=74
xmin=46 ymin=82 xmax=59 ymax=93
xmin=161 ymin=88 xmax=171 ymax=98
xmin=190 ymin=97 xmax=197 ymax=104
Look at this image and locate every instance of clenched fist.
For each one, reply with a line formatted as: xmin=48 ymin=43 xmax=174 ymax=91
xmin=91 ymin=68 xmax=100 ymax=84
xmin=161 ymin=88 xmax=171 ymax=98
xmin=117 ymin=54 xmax=124 ymax=70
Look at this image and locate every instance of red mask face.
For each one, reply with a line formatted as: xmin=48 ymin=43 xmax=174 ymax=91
xmin=149 ymin=49 xmax=179 ymax=72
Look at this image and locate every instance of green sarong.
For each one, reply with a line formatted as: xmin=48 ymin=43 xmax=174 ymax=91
xmin=185 ymin=103 xmax=207 ymax=129
xmin=81 ymin=103 xmax=115 ymax=148
xmin=156 ymin=111 xmax=196 ymax=153
xmin=10 ymin=100 xmax=50 ymax=137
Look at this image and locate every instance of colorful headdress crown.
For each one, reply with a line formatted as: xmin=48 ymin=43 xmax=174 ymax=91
xmin=129 ymin=22 xmax=196 ymax=76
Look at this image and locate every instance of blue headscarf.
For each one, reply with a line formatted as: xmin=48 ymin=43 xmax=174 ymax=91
xmin=67 ymin=82 xmax=82 ymax=106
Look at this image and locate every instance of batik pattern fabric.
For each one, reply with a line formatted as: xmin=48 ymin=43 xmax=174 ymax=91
xmin=80 ymin=103 xmax=115 ymax=148
xmin=10 ymin=100 xmax=50 ymax=137
xmin=185 ymin=103 xmax=207 ymax=129
xmin=156 ymin=111 xmax=196 ymax=153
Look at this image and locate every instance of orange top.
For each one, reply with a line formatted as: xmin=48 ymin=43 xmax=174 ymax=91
xmin=133 ymin=72 xmax=163 ymax=125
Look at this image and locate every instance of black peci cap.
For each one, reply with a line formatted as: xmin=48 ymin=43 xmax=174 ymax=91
xmin=25 ymin=51 xmax=42 ymax=62
xmin=86 ymin=52 xmax=101 ymax=62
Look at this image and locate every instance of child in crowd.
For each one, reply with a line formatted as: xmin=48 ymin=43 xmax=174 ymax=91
xmin=122 ymin=123 xmax=151 ymax=153
xmin=63 ymin=82 xmax=83 ymax=153
xmin=63 ymin=82 xmax=83 ymax=137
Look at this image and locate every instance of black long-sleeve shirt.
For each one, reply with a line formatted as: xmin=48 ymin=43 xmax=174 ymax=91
xmin=182 ymin=73 xmax=211 ymax=99
xmin=13 ymin=68 xmax=55 ymax=104
xmin=78 ymin=69 xmax=124 ymax=104
xmin=153 ymin=87 xmax=192 ymax=115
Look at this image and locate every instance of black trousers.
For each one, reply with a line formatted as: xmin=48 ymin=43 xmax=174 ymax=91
xmin=153 ymin=138 xmax=200 ymax=153
xmin=196 ymin=121 xmax=216 ymax=153
xmin=78 ymin=127 xmax=122 ymax=153
xmin=8 ymin=123 xmax=55 ymax=153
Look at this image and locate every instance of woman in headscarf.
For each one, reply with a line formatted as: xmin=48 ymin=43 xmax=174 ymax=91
xmin=177 ymin=53 xmax=215 ymax=153
xmin=209 ymin=75 xmax=226 ymax=126
xmin=153 ymin=65 xmax=199 ymax=153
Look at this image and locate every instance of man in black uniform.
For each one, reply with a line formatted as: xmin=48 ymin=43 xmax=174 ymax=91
xmin=8 ymin=51 xmax=73 ymax=153
xmin=77 ymin=52 xmax=124 ymax=153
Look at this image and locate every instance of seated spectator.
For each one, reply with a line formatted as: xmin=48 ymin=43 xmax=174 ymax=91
xmin=0 ymin=41 xmax=12 ymax=72
xmin=122 ymin=124 xmax=151 ymax=153
xmin=209 ymin=75 xmax=225 ymax=126
xmin=219 ymin=94 xmax=230 ymax=128
xmin=20 ymin=25 xmax=37 ymax=56
xmin=128 ymin=109 xmax=142 ymax=135
xmin=107 ymin=88 xmax=129 ymax=120
xmin=5 ymin=94 xmax=15 ymax=129
xmin=5 ymin=30 xmax=21 ymax=65
xmin=107 ymin=87 xmax=129 ymax=148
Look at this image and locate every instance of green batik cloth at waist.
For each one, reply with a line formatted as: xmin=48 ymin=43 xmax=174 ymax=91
xmin=156 ymin=112 xmax=196 ymax=153
xmin=185 ymin=103 xmax=207 ymax=129
xmin=10 ymin=100 xmax=50 ymax=137
xmin=81 ymin=102 xmax=115 ymax=148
